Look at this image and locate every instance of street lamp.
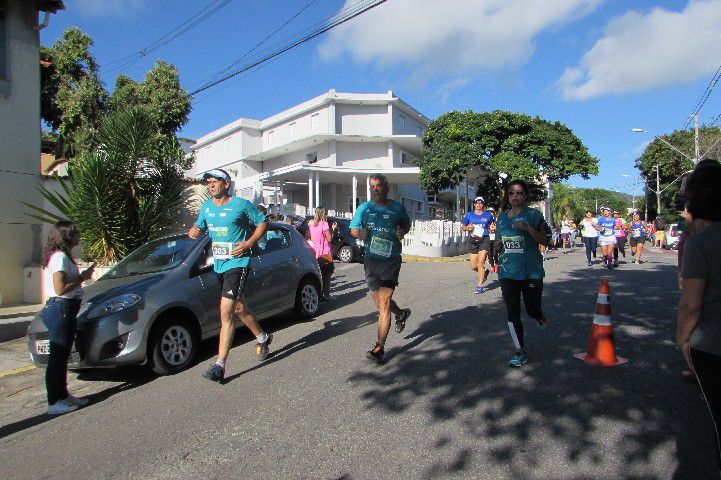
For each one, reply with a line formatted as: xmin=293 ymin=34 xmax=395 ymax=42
xmin=630 ymin=128 xmax=696 ymax=164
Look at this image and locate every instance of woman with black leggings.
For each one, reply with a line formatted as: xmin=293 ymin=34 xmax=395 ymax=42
xmin=580 ymin=210 xmax=599 ymax=266
xmin=496 ymin=180 xmax=551 ymax=367
xmin=677 ymin=159 xmax=721 ymax=471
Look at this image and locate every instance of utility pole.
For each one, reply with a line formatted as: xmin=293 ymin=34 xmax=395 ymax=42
xmin=694 ymin=113 xmax=701 ymax=163
xmin=654 ymin=165 xmax=662 ymax=217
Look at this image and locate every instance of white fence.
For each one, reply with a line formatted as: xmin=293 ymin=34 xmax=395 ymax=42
xmin=401 ymin=220 xmax=470 ymax=257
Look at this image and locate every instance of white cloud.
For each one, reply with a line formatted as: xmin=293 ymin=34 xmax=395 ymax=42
xmin=559 ymin=0 xmax=721 ymax=100
xmin=73 ymin=0 xmax=149 ymax=18
xmin=318 ymin=0 xmax=601 ymax=78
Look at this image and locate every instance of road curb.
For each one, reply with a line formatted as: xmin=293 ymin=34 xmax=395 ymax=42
xmin=402 ymin=256 xmax=468 ymax=263
xmin=0 ymin=365 xmax=36 ymax=378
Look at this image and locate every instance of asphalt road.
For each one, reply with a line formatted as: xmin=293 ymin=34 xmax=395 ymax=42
xmin=0 ymin=247 xmax=717 ymax=479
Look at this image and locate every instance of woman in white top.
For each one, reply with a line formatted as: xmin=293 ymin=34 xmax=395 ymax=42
xmin=560 ymin=214 xmax=573 ymax=251
xmin=580 ymin=210 xmax=599 ymax=267
xmin=42 ymin=221 xmax=94 ymax=415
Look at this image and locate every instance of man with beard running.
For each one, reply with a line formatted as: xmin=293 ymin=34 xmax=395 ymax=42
xmin=189 ymin=169 xmax=272 ymax=383
xmin=351 ymin=174 xmax=412 ymax=363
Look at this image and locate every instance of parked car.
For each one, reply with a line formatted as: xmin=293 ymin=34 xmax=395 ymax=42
xmin=663 ymin=223 xmax=680 ymax=250
xmin=27 ymin=224 xmax=322 ymax=375
xmin=298 ymin=216 xmax=365 ymax=263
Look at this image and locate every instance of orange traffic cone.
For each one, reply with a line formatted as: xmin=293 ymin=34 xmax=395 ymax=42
xmin=573 ymin=278 xmax=627 ymax=366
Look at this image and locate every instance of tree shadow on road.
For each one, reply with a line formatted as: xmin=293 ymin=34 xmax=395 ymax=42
xmin=346 ymin=261 xmax=717 ymax=479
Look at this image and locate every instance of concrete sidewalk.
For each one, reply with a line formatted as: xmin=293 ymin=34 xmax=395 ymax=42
xmin=0 ymin=304 xmax=42 ymax=375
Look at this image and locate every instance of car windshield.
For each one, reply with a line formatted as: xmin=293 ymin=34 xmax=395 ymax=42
xmin=102 ymin=236 xmax=199 ymax=279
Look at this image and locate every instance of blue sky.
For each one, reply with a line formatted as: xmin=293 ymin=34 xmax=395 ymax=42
xmin=41 ymin=0 xmax=721 ymax=191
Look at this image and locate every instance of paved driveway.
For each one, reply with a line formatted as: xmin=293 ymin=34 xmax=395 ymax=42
xmin=0 ymin=248 xmax=715 ymax=479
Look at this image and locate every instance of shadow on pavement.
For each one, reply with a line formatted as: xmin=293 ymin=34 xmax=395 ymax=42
xmin=346 ymin=260 xmax=718 ymax=479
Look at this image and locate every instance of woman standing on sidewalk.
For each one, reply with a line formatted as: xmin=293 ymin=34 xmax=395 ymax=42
xmin=677 ymin=159 xmax=721 ymax=470
xmin=496 ymin=180 xmax=551 ymax=367
xmin=308 ymin=207 xmax=336 ymax=301
xmin=41 ymin=220 xmax=94 ymax=415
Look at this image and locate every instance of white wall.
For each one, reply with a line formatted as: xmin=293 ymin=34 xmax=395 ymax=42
xmin=262 ymin=105 xmax=329 ymax=150
xmin=336 ymin=104 xmax=389 ymax=136
xmin=336 ymin=142 xmax=390 ymax=169
xmin=263 ymin=143 xmax=331 ymax=172
xmin=0 ymin=1 xmax=44 ymax=305
xmin=392 ymin=105 xmax=426 ymax=136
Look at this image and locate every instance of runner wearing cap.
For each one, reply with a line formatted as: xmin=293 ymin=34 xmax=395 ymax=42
xmin=612 ymin=211 xmax=627 ymax=268
xmin=580 ymin=210 xmax=599 ymax=266
xmin=189 ymin=168 xmax=272 ymax=383
xmin=461 ymin=197 xmax=495 ymax=293
xmin=595 ymin=207 xmax=617 ymax=270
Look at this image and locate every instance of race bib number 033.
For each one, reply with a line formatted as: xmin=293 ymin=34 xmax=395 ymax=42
xmin=369 ymin=236 xmax=393 ymax=257
xmin=502 ymin=236 xmax=524 ymax=254
xmin=212 ymin=242 xmax=234 ymax=260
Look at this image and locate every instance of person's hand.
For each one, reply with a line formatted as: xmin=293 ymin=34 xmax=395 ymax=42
xmin=81 ymin=262 xmax=96 ymax=281
xmin=188 ymin=225 xmax=201 ymax=239
xmin=356 ymin=229 xmax=368 ymax=240
xmin=231 ymin=240 xmax=252 ymax=257
xmin=396 ymin=227 xmax=407 ymax=241
xmin=331 ymin=222 xmax=338 ymax=230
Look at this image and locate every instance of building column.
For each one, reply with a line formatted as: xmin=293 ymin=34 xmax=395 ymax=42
xmin=352 ymin=175 xmax=358 ymax=214
xmin=315 ymin=172 xmax=321 ymax=208
xmin=366 ymin=175 xmax=371 ymax=201
xmin=456 ymin=186 xmax=461 ymax=221
xmin=464 ymin=178 xmax=469 ymax=213
xmin=273 ymin=181 xmax=279 ymax=211
xmin=308 ymin=171 xmax=314 ymax=212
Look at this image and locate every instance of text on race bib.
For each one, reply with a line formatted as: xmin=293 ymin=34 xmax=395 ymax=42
xmin=502 ymin=236 xmax=524 ymax=254
xmin=614 ymin=229 xmax=622 ymax=236
xmin=472 ymin=224 xmax=484 ymax=237
xmin=603 ymin=228 xmax=613 ymax=236
xmin=633 ymin=228 xmax=642 ymax=237
xmin=212 ymin=242 xmax=234 ymax=260
xmin=369 ymin=236 xmax=393 ymax=257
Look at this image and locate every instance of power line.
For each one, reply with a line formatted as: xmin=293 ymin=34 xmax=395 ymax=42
xmin=102 ymin=0 xmax=235 ymax=75
xmin=189 ymin=0 xmax=388 ymax=96
xmin=683 ymin=62 xmax=721 ymax=129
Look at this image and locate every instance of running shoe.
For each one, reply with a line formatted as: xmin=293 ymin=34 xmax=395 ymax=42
xmin=536 ymin=316 xmax=548 ymax=330
xmin=613 ymin=260 xmax=619 ymax=268
xmin=202 ymin=363 xmax=225 ymax=383
xmin=66 ymin=395 xmax=89 ymax=407
xmin=255 ymin=332 xmax=273 ymax=361
xmin=366 ymin=342 xmax=385 ymax=363
xmin=395 ymin=308 xmax=411 ymax=334
xmin=587 ymin=261 xmax=592 ymax=267
xmin=475 ymin=286 xmax=484 ymax=294
xmin=47 ymin=399 xmax=79 ymax=415
xmin=508 ymin=351 xmax=528 ymax=368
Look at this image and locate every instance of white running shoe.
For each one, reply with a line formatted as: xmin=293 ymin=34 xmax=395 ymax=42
xmin=66 ymin=395 xmax=89 ymax=407
xmin=47 ymin=399 xmax=79 ymax=415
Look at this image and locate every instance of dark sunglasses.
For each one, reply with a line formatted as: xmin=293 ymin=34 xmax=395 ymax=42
xmin=508 ymin=191 xmax=525 ymax=196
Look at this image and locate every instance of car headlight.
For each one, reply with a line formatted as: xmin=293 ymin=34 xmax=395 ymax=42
xmin=87 ymin=294 xmax=142 ymax=319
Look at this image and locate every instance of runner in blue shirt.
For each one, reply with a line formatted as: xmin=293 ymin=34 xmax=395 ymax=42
xmin=628 ymin=212 xmax=647 ymax=264
xmin=461 ymin=197 xmax=495 ymax=293
xmin=496 ymin=179 xmax=551 ymax=367
xmin=350 ymin=174 xmax=412 ymax=363
xmin=595 ymin=206 xmax=617 ymax=270
xmin=188 ymin=168 xmax=271 ymax=383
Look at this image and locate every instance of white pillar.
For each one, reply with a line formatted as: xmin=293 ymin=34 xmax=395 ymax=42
xmin=352 ymin=175 xmax=358 ymax=214
xmin=308 ymin=171 xmax=314 ymax=212
xmin=315 ymin=172 xmax=321 ymax=208
xmin=274 ymin=181 xmax=279 ymax=211
xmin=464 ymin=179 xmax=469 ymax=213
xmin=456 ymin=185 xmax=461 ymax=221
xmin=366 ymin=175 xmax=371 ymax=201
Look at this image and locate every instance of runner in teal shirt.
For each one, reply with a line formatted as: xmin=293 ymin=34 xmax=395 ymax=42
xmin=350 ymin=174 xmax=412 ymax=364
xmin=496 ymin=206 xmax=546 ymax=280
xmin=195 ymin=196 xmax=267 ymax=273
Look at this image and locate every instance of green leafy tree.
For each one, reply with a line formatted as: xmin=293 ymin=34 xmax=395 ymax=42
xmin=41 ymin=27 xmax=107 ymax=158
xmin=420 ymin=110 xmax=598 ymax=208
xmin=25 ymin=108 xmax=186 ymax=264
xmin=635 ymin=126 xmax=721 ymax=219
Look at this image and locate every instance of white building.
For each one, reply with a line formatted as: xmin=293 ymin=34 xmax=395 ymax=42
xmin=191 ymin=90 xmax=475 ymax=220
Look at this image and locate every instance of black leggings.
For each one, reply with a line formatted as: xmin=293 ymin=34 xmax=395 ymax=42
xmin=613 ymin=237 xmax=626 ymax=260
xmin=690 ymin=347 xmax=721 ymax=469
xmin=488 ymin=240 xmax=501 ymax=267
xmin=584 ymin=237 xmax=598 ymax=262
xmin=500 ymin=278 xmax=544 ymax=351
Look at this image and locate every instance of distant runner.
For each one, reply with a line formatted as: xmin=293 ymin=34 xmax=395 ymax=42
xmin=350 ymin=174 xmax=412 ymax=363
xmin=628 ymin=212 xmax=647 ymax=264
xmin=189 ymin=169 xmax=272 ymax=383
xmin=461 ymin=197 xmax=495 ymax=293
xmin=560 ymin=214 xmax=573 ymax=252
xmin=613 ymin=211 xmax=627 ymax=268
xmin=580 ymin=210 xmax=599 ymax=267
xmin=496 ymin=180 xmax=551 ymax=367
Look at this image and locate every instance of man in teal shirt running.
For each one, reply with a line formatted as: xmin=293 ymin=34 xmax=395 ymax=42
xmin=350 ymin=174 xmax=412 ymax=363
xmin=189 ymin=168 xmax=271 ymax=383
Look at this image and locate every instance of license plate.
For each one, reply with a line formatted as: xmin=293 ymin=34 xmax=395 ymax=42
xmin=35 ymin=339 xmax=50 ymax=355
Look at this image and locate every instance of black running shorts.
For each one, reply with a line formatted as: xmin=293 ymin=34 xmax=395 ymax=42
xmin=218 ymin=267 xmax=249 ymax=301
xmin=629 ymin=236 xmax=645 ymax=247
xmin=364 ymin=257 xmax=402 ymax=291
xmin=469 ymin=236 xmax=491 ymax=254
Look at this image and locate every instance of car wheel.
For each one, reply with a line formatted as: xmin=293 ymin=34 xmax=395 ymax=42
xmin=339 ymin=245 xmax=354 ymax=263
xmin=148 ymin=317 xmax=198 ymax=375
xmin=295 ymin=277 xmax=320 ymax=318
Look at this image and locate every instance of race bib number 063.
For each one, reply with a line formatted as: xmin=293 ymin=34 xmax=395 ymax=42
xmin=502 ymin=236 xmax=524 ymax=254
xmin=212 ymin=242 xmax=234 ymax=260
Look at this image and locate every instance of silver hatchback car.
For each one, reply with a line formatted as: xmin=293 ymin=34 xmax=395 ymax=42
xmin=27 ymin=223 xmax=322 ymax=375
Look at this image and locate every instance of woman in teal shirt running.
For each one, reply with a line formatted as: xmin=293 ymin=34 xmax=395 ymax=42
xmin=496 ymin=179 xmax=551 ymax=367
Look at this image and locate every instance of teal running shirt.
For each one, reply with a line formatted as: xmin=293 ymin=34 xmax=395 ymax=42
xmin=195 ymin=197 xmax=266 ymax=272
xmin=496 ymin=207 xmax=547 ymax=280
xmin=350 ymin=200 xmax=411 ymax=260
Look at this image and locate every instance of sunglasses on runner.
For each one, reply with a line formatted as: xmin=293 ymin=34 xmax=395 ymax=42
xmin=508 ymin=191 xmax=525 ymax=196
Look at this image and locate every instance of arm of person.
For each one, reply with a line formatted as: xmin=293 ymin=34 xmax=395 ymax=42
xmin=677 ymin=277 xmax=704 ymax=367
xmin=324 ymin=222 xmax=332 ymax=242
xmin=350 ymin=204 xmax=367 ymax=240
xmin=396 ymin=205 xmax=412 ymax=240
xmin=52 ymin=264 xmax=94 ymax=296
xmin=517 ymin=216 xmax=551 ymax=246
xmin=189 ymin=205 xmax=207 ymax=239
xmin=232 ymin=221 xmax=268 ymax=256
xmin=460 ymin=214 xmax=474 ymax=232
